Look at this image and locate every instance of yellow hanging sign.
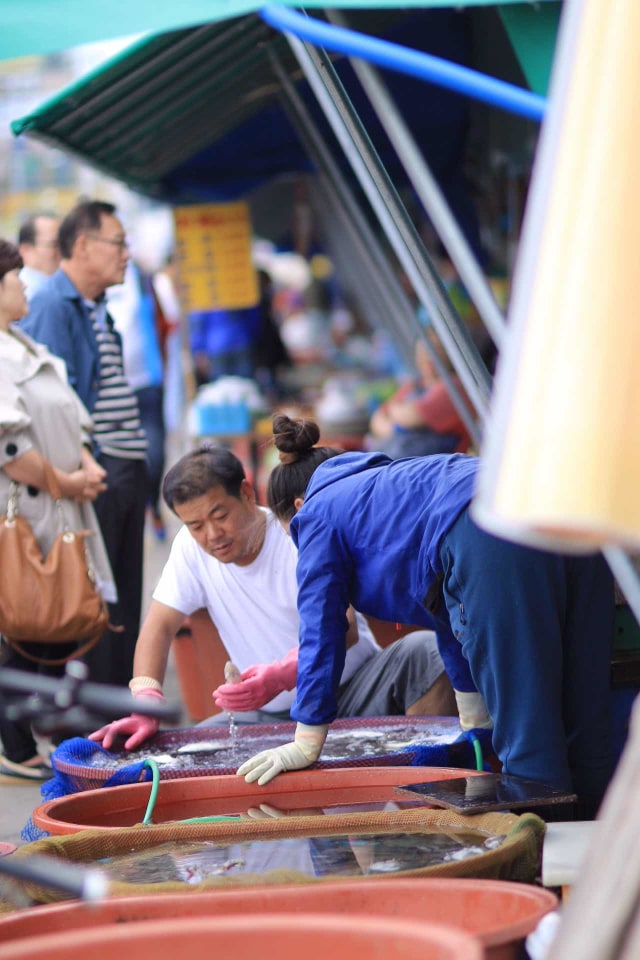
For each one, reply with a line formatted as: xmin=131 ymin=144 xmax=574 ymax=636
xmin=173 ymin=202 xmax=258 ymax=312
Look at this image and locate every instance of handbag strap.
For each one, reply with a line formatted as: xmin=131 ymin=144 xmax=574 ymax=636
xmin=2 ymin=633 xmax=103 ymax=666
xmin=5 ymin=459 xmax=65 ymax=525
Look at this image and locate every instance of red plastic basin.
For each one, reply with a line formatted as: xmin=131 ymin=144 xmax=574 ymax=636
xmin=0 ymin=913 xmax=483 ymax=960
xmin=33 ymin=765 xmax=483 ymax=834
xmin=0 ymin=878 xmax=557 ymax=960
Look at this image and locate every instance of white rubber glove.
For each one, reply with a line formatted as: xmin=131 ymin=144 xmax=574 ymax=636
xmin=525 ymin=911 xmax=563 ymax=960
xmin=454 ymin=690 xmax=493 ymax=731
xmin=237 ymin=722 xmax=328 ymax=786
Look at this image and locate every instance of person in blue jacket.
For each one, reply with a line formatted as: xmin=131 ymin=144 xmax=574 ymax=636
xmin=238 ymin=414 xmax=615 ymax=817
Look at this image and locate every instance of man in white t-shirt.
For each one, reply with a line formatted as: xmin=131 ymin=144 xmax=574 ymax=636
xmin=90 ymin=445 xmax=455 ymax=750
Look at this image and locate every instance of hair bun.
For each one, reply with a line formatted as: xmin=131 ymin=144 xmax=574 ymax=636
xmin=272 ymin=414 xmax=320 ymax=460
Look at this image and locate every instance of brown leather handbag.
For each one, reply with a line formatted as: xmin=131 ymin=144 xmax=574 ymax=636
xmin=0 ymin=461 xmax=109 ymax=665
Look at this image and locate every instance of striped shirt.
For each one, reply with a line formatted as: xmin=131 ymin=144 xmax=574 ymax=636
xmin=87 ymin=298 xmax=147 ymax=460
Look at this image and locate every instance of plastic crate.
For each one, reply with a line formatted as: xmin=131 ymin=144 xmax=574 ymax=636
xmin=189 ymin=401 xmax=251 ymax=436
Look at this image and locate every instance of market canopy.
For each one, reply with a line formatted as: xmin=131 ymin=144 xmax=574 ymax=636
xmin=10 ymin=4 xmax=559 ymax=206
xmin=1 ymin=0 xmax=558 ymax=62
xmin=8 ymin=0 xmax=558 ymax=415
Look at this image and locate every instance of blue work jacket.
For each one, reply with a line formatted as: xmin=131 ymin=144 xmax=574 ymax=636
xmin=289 ymin=451 xmax=477 ymax=725
xmin=22 ymin=269 xmax=121 ymax=415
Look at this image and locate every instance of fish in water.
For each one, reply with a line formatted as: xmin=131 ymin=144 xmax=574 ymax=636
xmin=176 ymin=741 xmax=229 ymax=754
xmin=224 ymin=661 xmax=242 ymax=684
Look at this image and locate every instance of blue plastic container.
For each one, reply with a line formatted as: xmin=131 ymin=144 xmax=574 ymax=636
xmin=193 ymin=401 xmax=251 ymax=436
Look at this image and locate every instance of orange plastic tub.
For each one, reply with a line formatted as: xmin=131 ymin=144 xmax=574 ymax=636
xmin=0 ymin=912 xmax=482 ymax=959
xmin=0 ymin=879 xmax=556 ymax=960
xmin=33 ymin=765 xmax=483 ymax=834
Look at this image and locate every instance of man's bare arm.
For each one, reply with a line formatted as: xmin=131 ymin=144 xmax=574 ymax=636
xmin=133 ymin=600 xmax=188 ymax=684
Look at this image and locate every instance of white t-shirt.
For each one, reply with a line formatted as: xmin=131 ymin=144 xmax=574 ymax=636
xmin=153 ymin=508 xmax=380 ymax=712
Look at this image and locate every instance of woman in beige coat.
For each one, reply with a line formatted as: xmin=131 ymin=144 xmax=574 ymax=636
xmin=0 ymin=239 xmax=116 ymax=782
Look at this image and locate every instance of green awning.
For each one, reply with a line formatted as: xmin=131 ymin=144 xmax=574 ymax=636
xmin=11 ymin=16 xmax=302 ymax=198
xmin=499 ymin=3 xmax=561 ymax=96
xmin=2 ymin=1 xmax=558 ymax=62
xmin=10 ymin=4 xmax=559 ymax=204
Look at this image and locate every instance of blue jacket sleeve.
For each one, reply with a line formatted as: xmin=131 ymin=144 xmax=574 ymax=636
xmin=22 ymin=296 xmax=79 ymax=391
xmin=290 ymin=514 xmax=353 ymax=726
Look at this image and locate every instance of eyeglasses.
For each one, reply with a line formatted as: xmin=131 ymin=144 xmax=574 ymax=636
xmin=87 ymin=234 xmax=129 ymax=252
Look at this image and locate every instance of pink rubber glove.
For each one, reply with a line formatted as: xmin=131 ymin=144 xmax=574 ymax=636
xmin=89 ymin=689 xmax=165 ymax=751
xmin=213 ymin=648 xmax=298 ymax=712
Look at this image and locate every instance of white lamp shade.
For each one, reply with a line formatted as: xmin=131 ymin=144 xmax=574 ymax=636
xmin=473 ymin=0 xmax=640 ymax=553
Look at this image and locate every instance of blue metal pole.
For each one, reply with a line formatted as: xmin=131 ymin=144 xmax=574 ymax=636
xmin=260 ymin=5 xmax=547 ymax=122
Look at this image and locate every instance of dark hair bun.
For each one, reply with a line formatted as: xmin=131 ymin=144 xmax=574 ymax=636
xmin=272 ymin=414 xmax=320 ymax=458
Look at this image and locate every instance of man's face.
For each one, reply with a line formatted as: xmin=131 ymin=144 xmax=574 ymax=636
xmin=174 ymin=480 xmax=264 ymax=566
xmin=22 ymin=216 xmax=60 ymax=275
xmin=82 ymin=214 xmax=129 ymax=291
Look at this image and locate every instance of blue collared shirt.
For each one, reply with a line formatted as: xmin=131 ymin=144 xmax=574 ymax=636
xmin=21 ymin=269 xmax=121 ymax=415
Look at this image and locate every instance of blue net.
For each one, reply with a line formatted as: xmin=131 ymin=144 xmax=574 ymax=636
xmin=20 ymin=738 xmax=153 ymax=842
xmin=46 ymin=737 xmax=152 ymax=796
xmin=394 ymin=727 xmax=493 ymax=770
xmin=20 ymin=817 xmax=48 ymax=843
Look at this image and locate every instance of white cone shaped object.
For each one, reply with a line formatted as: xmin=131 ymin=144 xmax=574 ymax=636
xmin=473 ymin=0 xmax=640 ymax=553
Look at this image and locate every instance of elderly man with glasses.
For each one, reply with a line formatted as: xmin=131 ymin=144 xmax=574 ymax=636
xmin=17 ymin=213 xmax=61 ymax=300
xmin=22 ymin=199 xmax=148 ymax=691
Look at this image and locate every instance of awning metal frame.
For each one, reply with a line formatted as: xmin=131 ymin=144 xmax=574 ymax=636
xmin=326 ymin=8 xmax=506 ymax=351
xmin=283 ymin=27 xmax=491 ymax=429
xmin=270 ymin=43 xmax=481 ymax=443
xmin=272 ymin=50 xmax=418 ymax=360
